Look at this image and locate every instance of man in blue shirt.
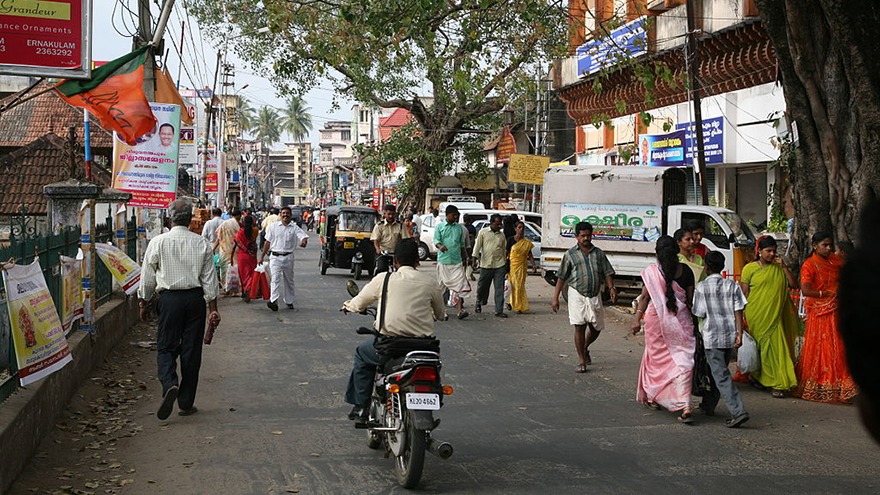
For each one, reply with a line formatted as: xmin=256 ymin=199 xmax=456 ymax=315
xmin=434 ymin=205 xmax=471 ymax=319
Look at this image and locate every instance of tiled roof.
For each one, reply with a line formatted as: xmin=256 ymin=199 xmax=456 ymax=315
xmin=0 ymin=81 xmax=114 ymax=149
xmin=378 ymin=107 xmax=413 ymax=142
xmin=0 ymin=132 xmax=112 ymax=216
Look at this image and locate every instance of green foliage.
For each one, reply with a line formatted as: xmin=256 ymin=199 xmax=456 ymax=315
xmin=253 ymin=106 xmax=282 ymax=147
xmin=281 ymin=96 xmax=313 ymax=143
xmin=184 ymin=0 xmax=572 ymax=205
xmin=235 ymin=96 xmax=255 ymax=134
xmin=766 ymin=183 xmax=789 ymax=233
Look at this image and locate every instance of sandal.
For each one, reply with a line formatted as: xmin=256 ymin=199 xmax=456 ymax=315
xmin=771 ymin=389 xmax=784 ymax=398
xmin=645 ymin=401 xmax=661 ymax=410
xmin=678 ymin=409 xmax=695 ymax=424
xmin=584 ymin=350 xmax=592 ymax=365
xmin=575 ymin=363 xmax=587 ymax=373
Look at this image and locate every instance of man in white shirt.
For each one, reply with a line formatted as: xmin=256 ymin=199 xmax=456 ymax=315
xmin=138 ymin=199 xmax=219 ymax=420
xmin=201 ymin=208 xmax=223 ymax=245
xmin=342 ymin=238 xmax=446 ymax=424
xmin=260 ymin=206 xmax=309 ymax=311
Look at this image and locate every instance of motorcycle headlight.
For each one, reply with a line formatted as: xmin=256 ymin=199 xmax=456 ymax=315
xmin=355 ymin=251 xmax=363 ymax=259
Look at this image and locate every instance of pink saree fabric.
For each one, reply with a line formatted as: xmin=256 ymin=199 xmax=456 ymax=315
xmin=636 ymin=263 xmax=696 ymax=412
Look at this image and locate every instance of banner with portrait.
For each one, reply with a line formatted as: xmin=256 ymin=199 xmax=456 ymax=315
xmin=111 ymin=102 xmax=181 ymax=208
xmin=60 ymin=255 xmax=84 ymax=332
xmin=2 ymin=259 xmax=73 ymax=386
xmin=95 ymin=243 xmax=141 ymax=295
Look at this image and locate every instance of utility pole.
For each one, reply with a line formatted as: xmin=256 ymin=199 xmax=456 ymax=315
xmin=201 ymin=51 xmax=221 ymax=204
xmin=136 ymin=0 xmax=155 ymax=100
xmin=686 ymin=0 xmax=710 ymax=206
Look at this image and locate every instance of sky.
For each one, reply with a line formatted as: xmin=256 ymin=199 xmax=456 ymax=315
xmin=94 ymin=0 xmax=354 ymax=149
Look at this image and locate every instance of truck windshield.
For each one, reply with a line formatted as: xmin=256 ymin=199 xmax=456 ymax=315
xmin=719 ymin=212 xmax=756 ymax=246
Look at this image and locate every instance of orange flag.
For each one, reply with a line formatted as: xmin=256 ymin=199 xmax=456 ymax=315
xmin=156 ymin=67 xmax=193 ymax=125
xmin=55 ymin=47 xmax=157 ymax=146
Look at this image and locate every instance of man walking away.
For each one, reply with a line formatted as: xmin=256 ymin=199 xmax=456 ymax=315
xmin=473 ymin=214 xmax=508 ymax=318
xmin=138 ymin=199 xmax=220 ymax=420
xmin=551 ymin=222 xmax=618 ymax=372
xmin=342 ymin=239 xmax=447 ymax=425
xmin=692 ymin=251 xmax=750 ymax=428
xmin=201 ymin=208 xmax=223 ymax=245
xmin=371 ymin=204 xmax=410 ymax=273
xmin=435 ymin=205 xmax=471 ymax=319
xmin=260 ymin=206 xmax=309 ymax=311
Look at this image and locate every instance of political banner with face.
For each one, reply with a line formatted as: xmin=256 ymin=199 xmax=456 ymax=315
xmin=95 ymin=243 xmax=141 ymax=295
xmin=111 ymin=102 xmax=181 ymax=208
xmin=2 ymin=259 xmax=73 ymax=386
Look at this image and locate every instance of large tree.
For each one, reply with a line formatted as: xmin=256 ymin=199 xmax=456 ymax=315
xmin=186 ymin=0 xmax=571 ymax=210
xmin=235 ymin=96 xmax=256 ymax=135
xmin=281 ymin=96 xmax=313 ymax=143
xmin=253 ymin=106 xmax=283 ymax=147
xmin=755 ymin=0 xmax=880 ymax=260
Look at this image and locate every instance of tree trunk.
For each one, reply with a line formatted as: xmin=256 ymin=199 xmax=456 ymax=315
xmin=755 ymin=0 xmax=880 ymax=263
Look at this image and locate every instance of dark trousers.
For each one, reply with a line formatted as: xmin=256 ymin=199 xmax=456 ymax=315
xmin=156 ymin=288 xmax=207 ymax=410
xmin=477 ymin=266 xmax=507 ymax=314
xmin=344 ymin=339 xmax=388 ymax=408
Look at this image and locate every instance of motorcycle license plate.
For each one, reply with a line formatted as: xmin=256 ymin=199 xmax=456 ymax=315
xmin=406 ymin=393 xmax=440 ymax=410
xmin=344 ymin=242 xmax=354 ymax=249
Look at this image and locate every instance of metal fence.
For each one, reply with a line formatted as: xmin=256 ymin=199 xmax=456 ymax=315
xmin=0 ymin=211 xmax=81 ymax=403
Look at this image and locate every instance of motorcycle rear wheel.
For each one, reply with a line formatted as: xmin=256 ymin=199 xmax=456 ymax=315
xmin=394 ymin=411 xmax=427 ymax=488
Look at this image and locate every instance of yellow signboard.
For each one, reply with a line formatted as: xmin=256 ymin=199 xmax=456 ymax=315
xmin=508 ymin=153 xmax=551 ymax=185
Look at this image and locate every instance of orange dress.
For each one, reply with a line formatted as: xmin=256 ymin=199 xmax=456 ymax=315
xmin=794 ymin=253 xmax=857 ymax=402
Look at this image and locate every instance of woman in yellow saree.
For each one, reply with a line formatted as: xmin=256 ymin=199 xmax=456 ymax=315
xmin=740 ymin=236 xmax=801 ymax=397
xmin=508 ymin=221 xmax=538 ymax=314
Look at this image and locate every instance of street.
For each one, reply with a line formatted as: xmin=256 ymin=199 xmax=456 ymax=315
xmin=10 ymin=242 xmax=880 ymax=494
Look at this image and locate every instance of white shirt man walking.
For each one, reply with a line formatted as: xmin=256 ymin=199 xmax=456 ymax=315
xmin=260 ymin=206 xmax=309 ymax=311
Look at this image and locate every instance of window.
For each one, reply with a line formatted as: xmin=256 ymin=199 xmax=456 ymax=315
xmin=340 ymin=130 xmax=351 ymax=141
xmin=681 ymin=213 xmax=729 ymax=250
xmin=525 ymin=222 xmax=541 ymax=243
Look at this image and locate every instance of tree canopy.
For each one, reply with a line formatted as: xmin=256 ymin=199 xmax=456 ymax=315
xmin=281 ymin=96 xmax=313 ymax=143
xmin=253 ymin=106 xmax=283 ymax=147
xmin=185 ymin=0 xmax=572 ymax=208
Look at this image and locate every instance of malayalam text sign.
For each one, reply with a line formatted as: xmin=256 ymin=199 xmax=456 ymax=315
xmin=577 ymin=17 xmax=647 ymax=77
xmin=95 ymin=243 xmax=141 ymax=295
xmin=112 ymin=103 xmax=181 ymax=207
xmin=639 ymin=129 xmax=686 ymax=167
xmin=676 ymin=117 xmax=724 ymax=165
xmin=560 ymin=203 xmax=662 ymax=242
xmin=0 ymin=0 xmax=92 ymax=78
xmin=508 ymin=153 xmax=550 ymax=185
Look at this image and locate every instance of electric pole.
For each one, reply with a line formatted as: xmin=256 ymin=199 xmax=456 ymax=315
xmin=686 ymin=0 xmax=710 ymax=206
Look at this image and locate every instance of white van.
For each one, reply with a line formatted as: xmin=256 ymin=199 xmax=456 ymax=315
xmin=461 ymin=209 xmax=542 ymax=226
xmin=417 ymin=201 xmax=487 ymax=260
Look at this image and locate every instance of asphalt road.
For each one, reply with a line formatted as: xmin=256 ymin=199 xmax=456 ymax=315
xmin=10 ymin=241 xmax=880 ymax=494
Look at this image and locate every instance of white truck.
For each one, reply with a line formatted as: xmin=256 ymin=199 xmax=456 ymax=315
xmin=541 ymin=165 xmax=756 ymax=290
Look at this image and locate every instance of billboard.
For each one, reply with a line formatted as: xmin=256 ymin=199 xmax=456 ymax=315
xmin=111 ymin=103 xmax=181 ymax=208
xmin=638 ymin=129 xmax=686 ymax=167
xmin=0 ymin=0 xmax=92 ymax=79
xmin=577 ymin=16 xmax=647 ymax=77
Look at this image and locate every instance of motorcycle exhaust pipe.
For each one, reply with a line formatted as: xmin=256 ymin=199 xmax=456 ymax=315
xmin=426 ymin=437 xmax=454 ymax=459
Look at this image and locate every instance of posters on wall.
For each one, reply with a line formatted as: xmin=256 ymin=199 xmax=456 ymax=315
xmin=560 ymin=203 xmax=662 ymax=242
xmin=638 ymin=129 xmax=686 ymax=167
xmin=2 ymin=259 xmax=73 ymax=386
xmin=95 ymin=243 xmax=141 ymax=295
xmin=111 ymin=102 xmax=181 ymax=207
xmin=60 ymin=255 xmax=84 ymax=333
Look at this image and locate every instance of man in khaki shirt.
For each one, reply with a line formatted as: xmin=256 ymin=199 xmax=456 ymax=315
xmin=472 ymin=214 xmax=509 ymax=317
xmin=342 ymin=239 xmax=446 ymax=424
xmin=371 ymin=204 xmax=410 ymax=273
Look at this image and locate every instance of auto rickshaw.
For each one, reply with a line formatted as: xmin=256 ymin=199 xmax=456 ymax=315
xmin=318 ymin=205 xmax=380 ymax=279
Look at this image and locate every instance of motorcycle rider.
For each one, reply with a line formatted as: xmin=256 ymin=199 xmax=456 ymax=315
xmin=342 ymin=238 xmax=447 ymax=425
xmin=371 ymin=203 xmax=410 ymax=273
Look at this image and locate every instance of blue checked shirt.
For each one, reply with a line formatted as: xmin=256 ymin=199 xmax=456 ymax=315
xmin=692 ymin=274 xmax=748 ymax=349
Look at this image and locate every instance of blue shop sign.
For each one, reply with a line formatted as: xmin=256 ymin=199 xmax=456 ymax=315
xmin=676 ymin=117 xmax=724 ymax=165
xmin=577 ymin=17 xmax=648 ymax=77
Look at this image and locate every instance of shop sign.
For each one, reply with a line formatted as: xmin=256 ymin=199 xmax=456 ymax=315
xmin=435 ymin=187 xmax=463 ymax=195
xmin=638 ymin=129 xmax=686 ymax=167
xmin=676 ymin=117 xmax=724 ymax=165
xmin=577 ymin=16 xmax=647 ymax=77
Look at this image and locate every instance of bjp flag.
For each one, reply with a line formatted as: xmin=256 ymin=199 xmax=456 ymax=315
xmin=156 ymin=67 xmax=193 ymax=125
xmin=55 ymin=46 xmax=157 ymax=146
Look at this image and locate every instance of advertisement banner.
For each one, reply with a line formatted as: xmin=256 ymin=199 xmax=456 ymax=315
xmin=372 ymin=188 xmax=380 ymax=209
xmin=577 ymin=16 xmax=647 ymax=77
xmin=3 ymin=259 xmax=73 ymax=386
xmin=638 ymin=129 xmax=686 ymax=167
xmin=204 ymin=152 xmax=218 ymax=192
xmin=95 ymin=243 xmax=141 ymax=295
xmin=495 ymin=126 xmax=516 ymax=165
xmin=0 ymin=0 xmax=90 ymax=77
xmin=508 ymin=153 xmax=551 ymax=184
xmin=179 ymin=126 xmax=196 ymax=165
xmin=59 ymin=255 xmax=83 ymax=332
xmin=677 ymin=117 xmax=724 ymax=165
xmin=111 ymin=102 xmax=181 ymax=207
xmin=560 ymin=203 xmax=662 ymax=242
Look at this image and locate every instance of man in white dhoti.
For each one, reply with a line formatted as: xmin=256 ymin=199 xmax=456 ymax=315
xmin=434 ymin=205 xmax=471 ymax=319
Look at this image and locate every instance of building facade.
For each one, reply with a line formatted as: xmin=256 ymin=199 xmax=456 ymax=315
xmin=269 ymin=142 xmax=313 ymax=206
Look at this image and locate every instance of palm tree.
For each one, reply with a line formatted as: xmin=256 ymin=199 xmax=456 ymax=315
xmin=234 ymin=96 xmax=256 ymax=135
xmin=253 ymin=106 xmax=282 ymax=147
xmin=281 ymin=96 xmax=313 ymax=143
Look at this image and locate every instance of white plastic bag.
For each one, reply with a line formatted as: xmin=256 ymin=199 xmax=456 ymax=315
xmin=737 ymin=332 xmax=760 ymax=374
xmin=255 ymin=263 xmax=265 ymax=274
xmin=225 ymin=267 xmax=241 ymax=294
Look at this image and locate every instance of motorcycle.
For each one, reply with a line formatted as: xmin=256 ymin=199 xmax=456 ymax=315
xmin=376 ymin=250 xmax=395 ymax=274
xmin=345 ymin=280 xmax=454 ymax=489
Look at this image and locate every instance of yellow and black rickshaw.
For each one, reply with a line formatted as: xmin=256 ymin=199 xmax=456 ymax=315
xmin=318 ymin=205 xmax=380 ymax=279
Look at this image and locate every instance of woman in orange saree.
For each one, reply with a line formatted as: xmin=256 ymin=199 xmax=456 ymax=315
xmin=794 ymin=232 xmax=857 ymax=403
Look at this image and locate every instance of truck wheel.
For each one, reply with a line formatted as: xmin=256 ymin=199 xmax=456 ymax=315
xmin=543 ymin=270 xmax=558 ymax=287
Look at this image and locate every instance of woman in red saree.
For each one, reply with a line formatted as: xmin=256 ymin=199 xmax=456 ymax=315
xmin=631 ymin=236 xmax=697 ymax=423
xmin=232 ymin=215 xmax=260 ymax=303
xmin=794 ymin=232 xmax=857 ymax=402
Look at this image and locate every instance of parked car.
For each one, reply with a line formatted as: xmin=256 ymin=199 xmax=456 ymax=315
xmin=462 ymin=209 xmax=542 ymax=227
xmin=419 ymin=209 xmax=542 ymax=261
xmin=473 ymin=219 xmax=542 ymax=261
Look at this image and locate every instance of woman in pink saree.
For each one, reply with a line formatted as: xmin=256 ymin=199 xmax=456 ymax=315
xmin=631 ymin=236 xmax=697 ymax=423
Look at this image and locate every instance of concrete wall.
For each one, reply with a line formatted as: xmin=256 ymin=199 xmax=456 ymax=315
xmin=0 ymin=296 xmax=140 ymax=493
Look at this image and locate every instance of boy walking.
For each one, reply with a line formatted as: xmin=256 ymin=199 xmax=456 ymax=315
xmin=691 ymin=251 xmax=750 ymax=428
